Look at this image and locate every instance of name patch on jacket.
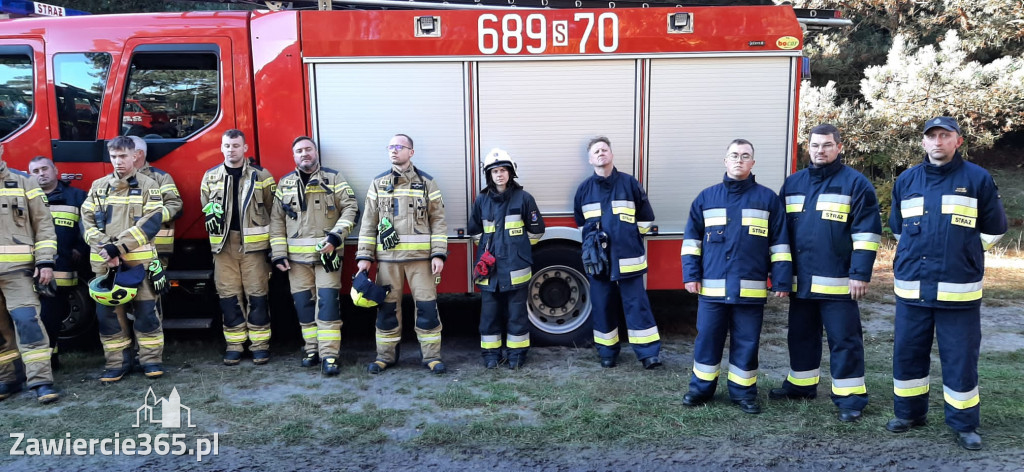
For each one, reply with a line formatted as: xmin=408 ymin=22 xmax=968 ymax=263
xmin=4 ymin=181 xmax=16 ymax=188
xmin=129 ymin=188 xmax=142 ymax=196
xmin=952 ymin=215 xmax=976 ymax=228
xmin=55 ymin=218 xmax=75 ymax=228
xmin=821 ymin=211 xmax=848 ymax=223
xmin=619 ymin=214 xmax=635 ymax=223
xmin=749 ymin=226 xmax=768 ymax=237
xmin=411 ymin=182 xmax=424 ymax=190
xmin=509 ymin=228 xmax=523 ymax=236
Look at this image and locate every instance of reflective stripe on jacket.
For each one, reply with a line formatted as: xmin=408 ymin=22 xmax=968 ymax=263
xmin=0 ymin=161 xmax=57 ymax=272
xmin=356 ymin=165 xmax=447 ymax=263
xmin=200 ymin=161 xmax=276 ymax=254
xmin=468 ymin=181 xmax=545 ymax=291
xmin=889 ymin=153 xmax=1007 ymax=307
xmin=573 ymin=167 xmax=654 ymax=281
xmin=681 ymin=174 xmax=792 ymax=304
xmin=270 ymin=166 xmax=359 ymax=263
xmin=138 ymin=164 xmax=182 ymax=257
xmin=81 ymin=170 xmax=164 ymax=273
xmin=781 ymin=158 xmax=882 ymax=299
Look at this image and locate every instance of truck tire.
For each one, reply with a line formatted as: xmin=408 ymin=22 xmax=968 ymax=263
xmin=527 ymin=243 xmax=592 ymax=347
xmin=59 ymin=281 xmax=97 ymax=349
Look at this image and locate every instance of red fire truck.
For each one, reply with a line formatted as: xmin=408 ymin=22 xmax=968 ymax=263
xmin=0 ymin=1 xmax=844 ymax=345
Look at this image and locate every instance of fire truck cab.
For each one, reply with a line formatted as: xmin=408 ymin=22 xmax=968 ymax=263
xmin=0 ymin=3 xmax=814 ymax=346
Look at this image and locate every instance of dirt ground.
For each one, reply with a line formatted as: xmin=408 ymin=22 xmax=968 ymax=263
xmin=4 ymin=292 xmax=1024 ymax=471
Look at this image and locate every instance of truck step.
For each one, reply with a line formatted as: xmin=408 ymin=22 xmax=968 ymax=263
xmin=167 ymin=270 xmax=213 ymax=281
xmin=163 ymin=318 xmax=214 ymax=330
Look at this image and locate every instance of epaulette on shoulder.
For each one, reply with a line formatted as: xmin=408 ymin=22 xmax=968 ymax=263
xmin=247 ymin=157 xmax=264 ymax=171
xmin=205 ymin=163 xmax=222 ymax=174
xmin=414 ymin=167 xmax=434 ymax=180
xmin=321 ymin=166 xmax=338 ymax=175
xmin=374 ymin=170 xmax=392 ymax=179
xmin=8 ymin=168 xmax=29 ymax=178
xmin=149 ymin=166 xmax=169 ymax=175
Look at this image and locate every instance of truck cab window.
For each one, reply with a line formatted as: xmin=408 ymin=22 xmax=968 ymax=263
xmin=53 ymin=52 xmax=110 ymax=141
xmin=121 ymin=52 xmax=218 ymax=140
xmin=0 ymin=54 xmax=33 ymax=140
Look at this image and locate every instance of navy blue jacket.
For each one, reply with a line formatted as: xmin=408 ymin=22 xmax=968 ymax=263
xmin=468 ymin=181 xmax=545 ymax=292
xmin=889 ymin=153 xmax=1007 ymax=307
xmin=682 ymin=174 xmax=792 ymax=304
xmin=573 ymin=168 xmax=654 ymax=281
xmin=781 ymin=158 xmax=881 ymax=299
xmin=46 ymin=181 xmax=89 ymax=276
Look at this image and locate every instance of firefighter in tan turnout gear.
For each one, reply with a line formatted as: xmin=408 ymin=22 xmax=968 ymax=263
xmin=129 ymin=136 xmax=183 ymax=267
xmin=201 ymin=129 xmax=277 ymax=366
xmin=356 ymin=134 xmax=448 ymax=375
xmin=82 ymin=137 xmax=167 ymax=382
xmin=0 ymin=144 xmax=60 ymax=403
xmin=271 ymin=136 xmax=358 ymax=376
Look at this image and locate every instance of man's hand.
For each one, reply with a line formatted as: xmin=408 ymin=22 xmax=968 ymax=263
xmin=318 ymin=241 xmax=336 ymax=254
xmin=357 ymin=260 xmax=372 ymax=273
xmin=98 ymin=247 xmax=121 ymax=267
xmin=72 ymin=248 xmax=82 ymax=264
xmin=275 ymin=258 xmax=291 ymax=272
xmin=34 ymin=267 xmax=54 ymax=285
xmin=684 ymin=281 xmax=701 ymax=294
xmin=431 ymin=257 xmax=444 ymax=275
xmin=849 ymin=279 xmax=869 ymax=301
xmin=773 ymin=291 xmax=789 ymax=298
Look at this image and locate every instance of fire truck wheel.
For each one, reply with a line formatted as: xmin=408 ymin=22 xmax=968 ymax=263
xmin=59 ymin=281 xmax=98 ymax=348
xmin=527 ymin=243 xmax=593 ymax=347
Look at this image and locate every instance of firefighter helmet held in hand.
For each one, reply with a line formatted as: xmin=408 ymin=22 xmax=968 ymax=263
xmin=482 ymin=147 xmax=518 ymax=181
xmin=88 ymin=264 xmax=147 ymax=306
xmin=350 ymin=270 xmax=391 ymax=308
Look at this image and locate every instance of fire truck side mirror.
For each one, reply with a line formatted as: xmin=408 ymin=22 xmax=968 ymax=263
xmin=456 ymin=228 xmax=465 ymax=238
xmin=651 ymin=225 xmax=659 ymax=236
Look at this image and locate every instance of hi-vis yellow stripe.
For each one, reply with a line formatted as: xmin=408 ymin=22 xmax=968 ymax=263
xmin=894 ymin=377 xmax=930 ymax=397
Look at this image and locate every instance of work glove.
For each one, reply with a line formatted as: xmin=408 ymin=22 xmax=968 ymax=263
xmin=282 ymin=203 xmax=298 ymax=220
xmin=148 ymin=259 xmax=168 ymax=295
xmin=33 ymin=275 xmax=58 ymax=298
xmin=581 ymin=221 xmax=610 ymax=278
xmin=202 ymin=202 xmax=225 ymax=234
xmin=473 ymin=249 xmax=496 ymax=284
xmin=378 ymin=217 xmax=400 ymax=251
xmin=317 ymin=241 xmax=342 ymax=272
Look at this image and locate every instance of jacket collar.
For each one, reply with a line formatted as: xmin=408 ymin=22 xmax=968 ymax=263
xmin=723 ymin=173 xmax=756 ymax=194
xmin=808 ymin=157 xmax=844 ymax=180
xmin=923 ymin=151 xmax=964 ymax=175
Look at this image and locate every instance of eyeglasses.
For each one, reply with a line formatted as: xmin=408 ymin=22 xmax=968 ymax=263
xmin=809 ymin=143 xmax=836 ymax=150
xmin=726 ymin=153 xmax=753 ymax=162
xmin=386 ymin=144 xmax=412 ymax=151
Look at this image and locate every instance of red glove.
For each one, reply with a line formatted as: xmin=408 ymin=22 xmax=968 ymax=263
xmin=473 ymin=250 xmax=496 ymax=282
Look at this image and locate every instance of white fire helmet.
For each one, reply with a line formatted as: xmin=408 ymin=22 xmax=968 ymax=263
xmin=482 ymin=147 xmax=518 ymax=180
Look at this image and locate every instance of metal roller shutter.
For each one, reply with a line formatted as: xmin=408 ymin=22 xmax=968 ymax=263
xmin=646 ymin=56 xmax=795 ymax=233
xmin=311 ymin=62 xmax=469 ymax=234
xmin=477 ymin=60 xmax=637 ymax=216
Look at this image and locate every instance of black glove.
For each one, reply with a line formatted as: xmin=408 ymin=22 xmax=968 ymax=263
xmin=203 ymin=202 xmax=224 ymax=234
xmin=148 ymin=260 xmax=168 ymax=295
xmin=581 ymin=221 xmax=609 ymax=277
xmin=317 ymin=241 xmax=342 ymax=272
xmin=378 ymin=217 xmax=400 ymax=251
xmin=282 ymin=203 xmax=298 ymax=220
xmin=33 ymin=275 xmax=57 ymax=298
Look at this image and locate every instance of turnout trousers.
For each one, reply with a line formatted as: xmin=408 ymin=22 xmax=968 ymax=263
xmin=213 ymin=231 xmax=271 ymax=353
xmin=374 ymin=260 xmax=442 ymax=364
xmin=479 ymin=287 xmax=530 ymax=363
xmin=0 ymin=273 xmax=53 ymax=387
xmin=288 ymin=262 xmax=342 ymax=358
xmin=588 ymin=274 xmax=661 ymax=362
xmin=780 ymin=298 xmax=868 ymax=410
xmin=96 ymin=267 xmax=163 ymax=369
xmin=893 ymin=301 xmax=981 ymax=432
xmin=689 ymin=300 xmax=762 ymax=401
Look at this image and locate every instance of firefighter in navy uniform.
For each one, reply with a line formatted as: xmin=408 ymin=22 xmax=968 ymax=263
xmin=573 ymin=137 xmax=662 ymax=370
xmin=271 ymin=136 xmax=358 ymax=376
xmin=82 ymin=136 xmax=167 ymax=382
xmin=886 ymin=117 xmax=1007 ymax=451
xmin=770 ymin=124 xmax=881 ymax=423
xmin=468 ymin=148 xmax=545 ymax=369
xmin=129 ymin=136 xmax=183 ymax=268
xmin=0 ymin=145 xmax=60 ymax=403
xmin=28 ymin=156 xmax=89 ymax=370
xmin=201 ymin=129 xmax=277 ymax=366
xmin=680 ymin=139 xmax=791 ymax=415
xmin=356 ymin=134 xmax=448 ymax=375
